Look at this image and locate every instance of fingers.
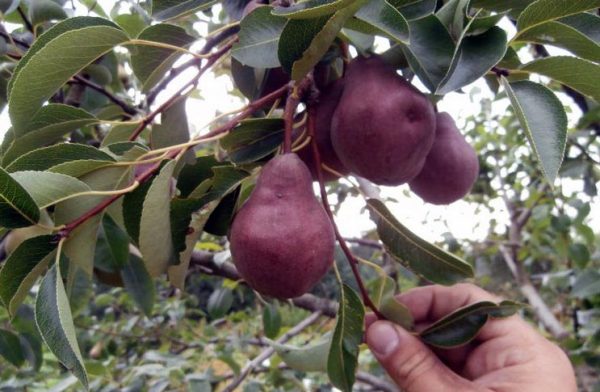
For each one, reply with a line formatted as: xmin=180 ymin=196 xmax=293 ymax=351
xmin=397 ymin=283 xmax=501 ymax=324
xmin=366 ymin=321 xmax=476 ymax=392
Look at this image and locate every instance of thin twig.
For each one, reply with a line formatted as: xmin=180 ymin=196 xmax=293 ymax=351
xmin=17 ymin=7 xmax=33 ymax=33
xmin=71 ymin=75 xmax=138 ymax=115
xmin=222 ymin=311 xmax=322 ymax=392
xmin=307 ymin=103 xmax=384 ymax=319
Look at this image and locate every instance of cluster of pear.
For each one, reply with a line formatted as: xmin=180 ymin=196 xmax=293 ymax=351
xmin=229 ymin=54 xmax=479 ymax=299
xmin=297 ymin=54 xmax=480 ymax=204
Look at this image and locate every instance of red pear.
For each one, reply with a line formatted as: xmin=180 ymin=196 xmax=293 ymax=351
xmin=229 ymin=153 xmax=335 ymax=299
xmin=409 ymin=112 xmax=479 ymax=205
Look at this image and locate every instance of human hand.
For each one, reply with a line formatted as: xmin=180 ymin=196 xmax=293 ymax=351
xmin=366 ymin=284 xmax=576 ymax=392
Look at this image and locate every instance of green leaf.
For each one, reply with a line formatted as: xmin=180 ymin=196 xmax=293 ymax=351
xmin=516 ymin=0 xmax=600 ymax=36
xmin=177 ymin=156 xmax=220 ymax=198
xmin=35 ymin=261 xmax=89 ymax=388
xmin=396 ymin=0 xmax=436 ymax=19
xmin=28 ymin=0 xmax=67 ymax=27
xmin=0 ymin=166 xmax=40 ymax=229
xmin=0 ymin=0 xmax=20 ymax=15
xmin=139 ymin=161 xmax=177 ymax=277
xmin=151 ymin=0 xmax=217 ymax=21
xmin=8 ymin=17 xmax=129 ymax=133
xmin=272 ymin=0 xmax=356 ymax=19
xmin=123 ymin=179 xmax=153 ymax=244
xmin=520 ymin=56 xmax=600 ymax=103
xmin=152 ymin=96 xmax=194 ymax=165
xmin=207 ymin=287 xmax=234 ymax=319
xmin=560 ymin=13 xmax=600 ymax=43
xmin=569 ymin=243 xmax=591 ymax=268
xmin=420 ymin=301 xmax=521 ymax=348
xmin=501 ymin=78 xmax=567 ymax=184
xmin=367 ymin=199 xmax=474 ymax=285
xmin=436 ymin=0 xmax=469 ymax=39
xmin=10 ymin=171 xmax=92 ymax=209
xmin=54 ymin=166 xmax=131 ymax=292
xmin=327 ymin=284 xmax=364 ymax=392
xmin=355 ymin=0 xmax=409 ymax=44
xmin=436 ymin=27 xmax=507 ymax=94
xmin=6 ymin=143 xmax=114 ymax=173
xmin=369 ymin=273 xmax=414 ymax=329
xmin=232 ymin=6 xmax=287 ymax=69
xmin=572 ymin=269 xmax=600 ymax=298
xmin=470 ymin=0 xmax=534 ymax=16
xmin=467 ymin=12 xmax=509 ymax=35
xmin=220 ymin=118 xmax=284 ymax=164
xmin=49 ymin=160 xmax=116 ymax=178
xmin=0 ymin=329 xmax=26 ymax=367
xmin=121 ymin=254 xmax=155 ymax=317
xmin=113 ymin=13 xmax=147 ymax=37
xmin=402 ymin=14 xmax=455 ymax=92
xmin=514 ymin=21 xmax=600 ymax=63
xmin=2 ymin=104 xmax=98 ymax=165
xmin=0 ymin=235 xmax=57 ymax=317
xmin=101 ymin=214 xmax=130 ymax=270
xmin=131 ymin=24 xmax=195 ymax=92
xmin=167 ymin=200 xmax=218 ymax=289
xmin=268 ymin=333 xmax=332 ymax=372
xmin=279 ymin=1 xmax=367 ymax=81
xmin=263 ymin=304 xmax=282 ymax=339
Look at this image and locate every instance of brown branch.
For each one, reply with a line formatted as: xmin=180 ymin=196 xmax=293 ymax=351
xmin=190 ymin=251 xmax=338 ymax=317
xmin=17 ymin=7 xmax=33 ymax=33
xmin=222 ymin=311 xmax=323 ymax=392
xmin=129 ymin=42 xmax=234 ymax=141
xmin=500 ymin=188 xmax=569 ymax=339
xmin=71 ymin=75 xmax=138 ymax=115
xmin=145 ymin=24 xmax=239 ymax=106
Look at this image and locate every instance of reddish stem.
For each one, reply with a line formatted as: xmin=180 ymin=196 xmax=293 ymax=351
xmin=283 ymin=87 xmax=299 ymax=154
xmin=60 ymin=75 xmax=289 ymax=237
xmin=307 ymin=104 xmax=384 ymax=319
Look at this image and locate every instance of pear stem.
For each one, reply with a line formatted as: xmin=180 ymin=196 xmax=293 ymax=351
xmin=283 ymin=85 xmax=300 ymax=153
xmin=307 ymin=103 xmax=385 ymax=320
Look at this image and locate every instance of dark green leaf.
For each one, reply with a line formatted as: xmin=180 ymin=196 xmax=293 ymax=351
xmin=436 ymin=27 xmax=507 ymax=95
xmin=278 ymin=1 xmax=366 ymax=80
xmin=123 ymin=180 xmax=154 ymax=244
xmin=8 ymin=17 xmax=128 ymax=133
xmin=263 ymin=304 xmax=282 ymax=339
xmin=367 ymin=199 xmax=474 ymax=285
xmin=0 ymin=329 xmax=26 ymax=367
xmin=396 ymin=0 xmax=436 ymax=19
xmin=2 ymin=104 xmax=98 ymax=165
xmin=35 ymin=261 xmax=89 ymax=388
xmin=138 ymin=161 xmax=177 ymax=277
xmin=520 ymin=56 xmax=600 ymax=103
xmin=10 ymin=171 xmax=92 ymax=209
xmin=121 ymin=254 xmax=155 ymax=317
xmin=131 ymin=24 xmax=195 ymax=92
xmin=151 ymin=0 xmax=216 ymax=21
xmin=0 ymin=166 xmax=40 ymax=229
xmin=113 ymin=13 xmax=147 ymax=37
xmin=420 ymin=301 xmax=521 ymax=348
xmin=152 ymin=97 xmax=194 ymax=164
xmin=220 ymin=118 xmax=284 ymax=164
xmin=28 ymin=0 xmax=67 ymax=27
xmin=327 ymin=284 xmax=364 ymax=392
xmin=102 ymin=214 xmax=130 ymax=270
xmin=6 ymin=143 xmax=114 ymax=172
xmin=514 ymin=21 xmax=600 ymax=63
xmin=207 ymin=287 xmax=234 ymax=319
xmin=355 ymin=0 xmax=409 ymax=44
xmin=177 ymin=156 xmax=220 ymax=198
xmin=204 ymin=187 xmax=240 ymax=236
xmin=402 ymin=14 xmax=455 ymax=92
xmin=232 ymin=7 xmax=287 ymax=69
xmin=572 ymin=269 xmax=600 ymax=298
xmin=516 ymin=0 xmax=600 ymax=35
xmin=501 ymin=78 xmax=567 ymax=183
xmin=273 ymin=0 xmax=356 ymax=19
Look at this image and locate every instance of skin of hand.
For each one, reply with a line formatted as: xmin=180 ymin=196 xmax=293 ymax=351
xmin=365 ymin=284 xmax=577 ymax=392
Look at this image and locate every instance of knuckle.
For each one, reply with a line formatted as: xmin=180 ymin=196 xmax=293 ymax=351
xmin=394 ymin=349 xmax=438 ymax=389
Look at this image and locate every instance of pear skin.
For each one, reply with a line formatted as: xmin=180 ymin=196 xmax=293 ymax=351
xmin=296 ymin=79 xmax=349 ymax=181
xmin=331 ymin=55 xmax=436 ymax=185
xmin=229 ymin=153 xmax=335 ymax=298
xmin=409 ymin=112 xmax=479 ymax=205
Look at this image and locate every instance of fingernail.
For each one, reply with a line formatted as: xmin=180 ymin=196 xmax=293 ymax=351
xmin=367 ymin=321 xmax=400 ymax=357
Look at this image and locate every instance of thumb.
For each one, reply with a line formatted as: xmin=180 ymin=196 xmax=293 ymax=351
xmin=366 ymin=321 xmax=473 ymax=392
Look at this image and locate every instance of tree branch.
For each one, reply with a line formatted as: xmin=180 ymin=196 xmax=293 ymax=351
xmin=70 ymin=75 xmax=139 ymax=115
xmin=190 ymin=251 xmax=338 ymax=317
xmin=222 ymin=311 xmax=323 ymax=392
